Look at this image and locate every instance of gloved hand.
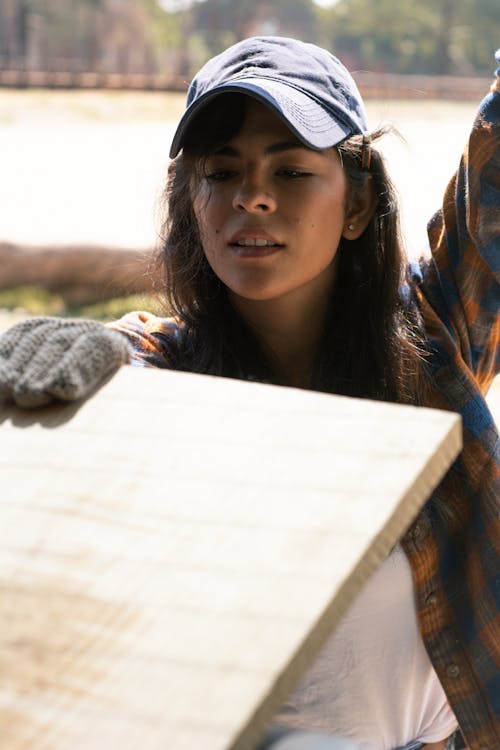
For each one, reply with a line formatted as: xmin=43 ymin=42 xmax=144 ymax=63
xmin=0 ymin=316 xmax=131 ymax=408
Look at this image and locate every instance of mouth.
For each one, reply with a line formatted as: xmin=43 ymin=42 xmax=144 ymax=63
xmin=233 ymin=238 xmax=281 ymax=247
xmin=228 ymin=235 xmax=284 ymax=257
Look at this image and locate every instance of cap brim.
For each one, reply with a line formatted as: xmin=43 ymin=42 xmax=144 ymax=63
xmin=169 ymin=78 xmax=355 ymax=158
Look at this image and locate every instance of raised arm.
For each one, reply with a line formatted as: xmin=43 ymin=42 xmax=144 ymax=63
xmin=421 ymin=51 xmax=500 ymax=393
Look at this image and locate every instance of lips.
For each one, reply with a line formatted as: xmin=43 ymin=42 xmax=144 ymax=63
xmin=228 ymin=231 xmax=284 ymax=255
xmin=234 ymin=237 xmax=279 ymax=247
xmin=229 ymin=231 xmax=282 ymax=247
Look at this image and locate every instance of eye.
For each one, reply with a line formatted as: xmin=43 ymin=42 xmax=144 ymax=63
xmin=204 ymin=168 xmax=237 ymax=182
xmin=276 ymin=168 xmax=314 ymax=179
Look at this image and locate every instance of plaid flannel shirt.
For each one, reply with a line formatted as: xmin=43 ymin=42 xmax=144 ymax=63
xmin=399 ymin=64 xmax=500 ymax=750
xmin=110 ymin=58 xmax=500 ymax=750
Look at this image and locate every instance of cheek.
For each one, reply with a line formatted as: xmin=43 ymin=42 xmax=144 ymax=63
xmin=193 ymin=193 xmax=224 ymax=241
xmin=321 ymin=192 xmax=346 ymax=227
xmin=307 ymin=197 xmax=346 ymax=260
xmin=193 ymin=211 xmax=223 ymax=273
xmin=193 ymin=203 xmax=215 ymax=253
xmin=198 ymin=224 xmax=223 ymax=262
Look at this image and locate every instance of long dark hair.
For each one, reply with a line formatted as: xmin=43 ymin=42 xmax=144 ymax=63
xmin=157 ymin=93 xmax=426 ymax=404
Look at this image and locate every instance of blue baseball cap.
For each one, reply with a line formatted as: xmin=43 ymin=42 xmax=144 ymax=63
xmin=169 ymin=35 xmax=369 ymax=158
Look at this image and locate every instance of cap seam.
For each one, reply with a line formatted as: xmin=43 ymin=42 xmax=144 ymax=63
xmin=211 ymin=73 xmax=358 ymax=132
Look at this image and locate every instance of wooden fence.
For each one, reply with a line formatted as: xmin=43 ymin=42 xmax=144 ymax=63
xmin=0 ymin=69 xmax=491 ymax=100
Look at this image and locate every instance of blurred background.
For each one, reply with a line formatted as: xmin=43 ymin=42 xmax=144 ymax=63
xmin=1 ymin=0 xmax=499 ymax=80
xmin=0 ymin=0 xmax=499 ymax=325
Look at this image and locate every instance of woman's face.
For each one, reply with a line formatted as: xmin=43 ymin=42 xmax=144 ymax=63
xmin=192 ymin=99 xmax=350 ymax=307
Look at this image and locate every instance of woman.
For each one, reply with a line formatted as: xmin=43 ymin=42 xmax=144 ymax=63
xmin=1 ymin=36 xmax=498 ymax=750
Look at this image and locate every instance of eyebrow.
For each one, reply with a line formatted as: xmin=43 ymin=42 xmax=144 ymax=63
xmin=211 ymin=141 xmax=312 ymax=157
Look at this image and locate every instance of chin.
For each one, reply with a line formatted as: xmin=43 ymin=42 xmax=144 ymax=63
xmin=229 ymin=284 xmax=287 ymax=303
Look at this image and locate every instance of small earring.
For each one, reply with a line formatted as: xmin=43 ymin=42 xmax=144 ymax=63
xmin=347 ymin=223 xmax=355 ymax=231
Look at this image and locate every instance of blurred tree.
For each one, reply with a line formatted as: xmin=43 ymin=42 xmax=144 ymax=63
xmin=0 ymin=0 xmax=31 ymax=67
xmin=444 ymin=0 xmax=500 ymax=74
xmin=191 ymin=0 xmax=317 ymax=57
xmin=137 ymin=0 xmax=184 ymax=57
xmin=320 ymin=0 xmax=500 ymax=74
xmin=0 ymin=0 xmax=182 ymax=74
xmin=0 ymin=0 xmax=497 ymax=78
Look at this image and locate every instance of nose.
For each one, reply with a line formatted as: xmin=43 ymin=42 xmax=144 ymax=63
xmin=232 ymin=176 xmax=277 ymax=213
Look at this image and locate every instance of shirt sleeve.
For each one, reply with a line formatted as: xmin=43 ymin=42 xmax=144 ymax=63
xmin=107 ymin=311 xmax=183 ymax=369
xmin=420 ymin=51 xmax=500 ymax=393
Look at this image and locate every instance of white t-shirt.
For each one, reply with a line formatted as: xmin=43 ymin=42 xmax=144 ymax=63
xmin=274 ymin=544 xmax=458 ymax=750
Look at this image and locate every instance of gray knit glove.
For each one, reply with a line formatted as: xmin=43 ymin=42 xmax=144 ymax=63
xmin=0 ymin=316 xmax=131 ymax=408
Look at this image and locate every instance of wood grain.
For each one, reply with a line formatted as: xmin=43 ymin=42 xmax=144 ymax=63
xmin=0 ymin=367 xmax=462 ymax=750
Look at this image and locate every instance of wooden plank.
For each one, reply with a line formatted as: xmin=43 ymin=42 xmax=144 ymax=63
xmin=0 ymin=367 xmax=461 ymax=750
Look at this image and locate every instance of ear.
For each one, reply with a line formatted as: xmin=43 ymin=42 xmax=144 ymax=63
xmin=342 ymin=178 xmax=378 ymax=240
